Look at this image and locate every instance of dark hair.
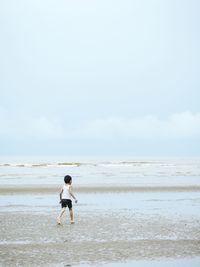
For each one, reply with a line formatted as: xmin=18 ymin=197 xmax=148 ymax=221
xmin=64 ymin=175 xmax=72 ymax=184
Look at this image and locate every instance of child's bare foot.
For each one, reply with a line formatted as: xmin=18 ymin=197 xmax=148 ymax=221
xmin=57 ymin=218 xmax=61 ymax=225
xmin=70 ymin=221 xmax=75 ymax=224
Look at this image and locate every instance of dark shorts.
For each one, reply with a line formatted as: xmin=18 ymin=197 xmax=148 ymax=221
xmin=61 ymin=199 xmax=72 ymax=209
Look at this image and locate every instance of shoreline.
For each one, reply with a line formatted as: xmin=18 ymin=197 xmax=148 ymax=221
xmin=1 ymin=185 xmax=200 ymax=194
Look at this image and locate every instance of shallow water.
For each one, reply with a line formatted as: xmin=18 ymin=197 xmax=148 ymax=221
xmin=74 ymin=257 xmax=200 ymax=267
xmin=0 ymin=191 xmax=199 ymax=218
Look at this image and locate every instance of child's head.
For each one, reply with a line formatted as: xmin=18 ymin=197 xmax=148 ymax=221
xmin=64 ymin=175 xmax=72 ymax=184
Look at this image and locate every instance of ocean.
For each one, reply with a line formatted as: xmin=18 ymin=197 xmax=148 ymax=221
xmin=0 ymin=157 xmax=200 ymax=186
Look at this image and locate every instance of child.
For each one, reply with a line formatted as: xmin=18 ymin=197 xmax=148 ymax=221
xmin=57 ymin=175 xmax=78 ymax=225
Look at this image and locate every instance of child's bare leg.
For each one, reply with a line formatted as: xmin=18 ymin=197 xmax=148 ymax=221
xmin=57 ymin=208 xmax=66 ymax=224
xmin=69 ymin=208 xmax=74 ymax=224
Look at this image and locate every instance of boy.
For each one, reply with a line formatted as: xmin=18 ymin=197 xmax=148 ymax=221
xmin=57 ymin=175 xmax=78 ymax=225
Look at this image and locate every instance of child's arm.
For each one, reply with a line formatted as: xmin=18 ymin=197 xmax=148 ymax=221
xmin=59 ymin=188 xmax=63 ymax=203
xmin=69 ymin=186 xmax=78 ymax=203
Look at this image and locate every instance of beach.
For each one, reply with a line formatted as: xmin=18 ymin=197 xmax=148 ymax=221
xmin=0 ymin=158 xmax=200 ymax=266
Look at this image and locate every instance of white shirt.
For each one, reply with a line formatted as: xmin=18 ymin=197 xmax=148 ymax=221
xmin=62 ymin=184 xmax=72 ymax=200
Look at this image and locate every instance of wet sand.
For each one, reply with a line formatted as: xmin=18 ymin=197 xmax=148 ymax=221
xmin=1 ymin=208 xmax=200 ymax=266
xmin=1 ymin=185 xmax=200 ymax=194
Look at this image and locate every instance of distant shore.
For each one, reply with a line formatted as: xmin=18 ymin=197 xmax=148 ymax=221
xmin=1 ymin=184 xmax=200 ymax=194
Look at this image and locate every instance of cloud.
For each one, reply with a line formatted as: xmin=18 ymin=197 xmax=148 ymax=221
xmin=74 ymin=111 xmax=200 ymax=139
xmin=0 ymin=111 xmax=200 ymax=140
xmin=0 ymin=110 xmax=65 ymax=139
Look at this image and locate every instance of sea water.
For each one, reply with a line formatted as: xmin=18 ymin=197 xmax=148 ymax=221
xmin=0 ymin=157 xmax=200 ymax=186
xmin=74 ymin=257 xmax=200 ymax=267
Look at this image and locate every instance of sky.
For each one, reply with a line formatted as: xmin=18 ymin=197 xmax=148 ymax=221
xmin=0 ymin=0 xmax=200 ymax=157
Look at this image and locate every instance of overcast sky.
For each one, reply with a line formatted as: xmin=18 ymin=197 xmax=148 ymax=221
xmin=0 ymin=0 xmax=200 ymax=157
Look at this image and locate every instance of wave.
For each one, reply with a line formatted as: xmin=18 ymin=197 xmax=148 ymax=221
xmin=0 ymin=162 xmax=81 ymax=168
xmin=1 ymin=159 xmax=199 ymax=168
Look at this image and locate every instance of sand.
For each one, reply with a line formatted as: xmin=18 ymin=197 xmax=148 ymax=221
xmin=1 ymin=185 xmax=200 ymax=194
xmin=1 ymin=208 xmax=200 ymax=266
